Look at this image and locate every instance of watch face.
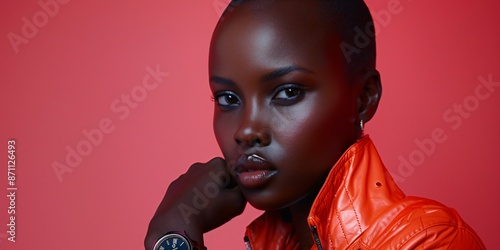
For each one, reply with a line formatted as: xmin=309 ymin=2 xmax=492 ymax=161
xmin=153 ymin=233 xmax=192 ymax=250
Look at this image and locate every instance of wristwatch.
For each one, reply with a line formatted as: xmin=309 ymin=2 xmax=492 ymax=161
xmin=152 ymin=231 xmax=207 ymax=250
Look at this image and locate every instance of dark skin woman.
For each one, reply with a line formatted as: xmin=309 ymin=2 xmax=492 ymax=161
xmin=145 ymin=0 xmax=484 ymax=249
xmin=145 ymin=0 xmax=380 ymax=249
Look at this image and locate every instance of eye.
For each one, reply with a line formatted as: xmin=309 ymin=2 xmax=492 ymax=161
xmin=213 ymin=91 xmax=240 ymax=109
xmin=274 ymin=87 xmax=302 ymax=99
xmin=272 ymin=84 xmax=305 ymax=105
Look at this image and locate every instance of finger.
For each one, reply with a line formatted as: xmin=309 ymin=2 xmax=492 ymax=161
xmin=222 ymin=161 xmax=238 ymax=189
xmin=204 ymin=157 xmax=238 ymax=189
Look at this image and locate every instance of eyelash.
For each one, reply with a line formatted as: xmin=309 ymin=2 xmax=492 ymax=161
xmin=272 ymin=84 xmax=305 ymax=105
xmin=212 ymin=84 xmax=305 ymax=110
xmin=212 ymin=90 xmax=240 ymax=111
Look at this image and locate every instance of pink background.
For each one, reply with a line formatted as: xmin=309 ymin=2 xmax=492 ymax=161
xmin=1 ymin=0 xmax=499 ymax=249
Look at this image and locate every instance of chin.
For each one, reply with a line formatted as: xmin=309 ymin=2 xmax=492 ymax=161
xmin=243 ymin=191 xmax=299 ymax=211
xmin=248 ymin=201 xmax=287 ymax=211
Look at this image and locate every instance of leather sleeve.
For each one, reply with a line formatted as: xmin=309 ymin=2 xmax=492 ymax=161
xmin=394 ymin=223 xmax=485 ymax=249
xmin=371 ymin=198 xmax=486 ymax=250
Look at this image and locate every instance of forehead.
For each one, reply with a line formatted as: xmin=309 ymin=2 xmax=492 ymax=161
xmin=209 ymin=0 xmax=345 ymax=74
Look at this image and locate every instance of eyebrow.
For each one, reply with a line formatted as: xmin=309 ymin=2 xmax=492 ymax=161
xmin=210 ymin=76 xmax=235 ymax=86
xmin=261 ymin=66 xmax=314 ymax=82
xmin=209 ymin=65 xmax=314 ymax=86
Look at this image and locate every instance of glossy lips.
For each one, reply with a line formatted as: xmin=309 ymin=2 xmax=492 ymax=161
xmin=233 ymin=153 xmax=277 ymax=189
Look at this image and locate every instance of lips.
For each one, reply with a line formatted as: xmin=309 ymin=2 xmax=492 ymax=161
xmin=233 ymin=153 xmax=277 ymax=189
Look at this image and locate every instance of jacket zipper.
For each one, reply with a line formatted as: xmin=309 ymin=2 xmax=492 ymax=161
xmin=311 ymin=225 xmax=323 ymax=250
xmin=244 ymin=236 xmax=252 ymax=250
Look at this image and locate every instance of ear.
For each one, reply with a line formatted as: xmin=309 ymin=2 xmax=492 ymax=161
xmin=356 ymin=69 xmax=382 ymax=123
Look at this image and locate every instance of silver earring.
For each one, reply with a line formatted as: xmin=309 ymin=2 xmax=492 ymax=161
xmin=360 ymin=120 xmax=364 ymax=132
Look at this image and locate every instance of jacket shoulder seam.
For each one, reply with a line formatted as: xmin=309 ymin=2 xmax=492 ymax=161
xmin=396 ymin=222 xmax=480 ymax=249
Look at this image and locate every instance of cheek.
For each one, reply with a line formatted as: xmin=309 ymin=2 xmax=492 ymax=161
xmin=272 ymin=92 xmax=355 ymax=162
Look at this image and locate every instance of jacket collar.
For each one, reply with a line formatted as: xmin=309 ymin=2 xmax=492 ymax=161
xmin=245 ymin=135 xmax=405 ymax=249
xmin=307 ymin=135 xmax=405 ymax=249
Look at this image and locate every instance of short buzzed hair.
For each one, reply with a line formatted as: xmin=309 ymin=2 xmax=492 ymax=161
xmin=218 ymin=0 xmax=376 ymax=79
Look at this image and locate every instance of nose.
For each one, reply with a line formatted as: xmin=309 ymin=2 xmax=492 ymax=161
xmin=234 ymin=125 xmax=271 ymax=147
xmin=233 ymin=105 xmax=271 ymax=148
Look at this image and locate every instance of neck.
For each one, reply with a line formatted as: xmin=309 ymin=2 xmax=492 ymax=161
xmin=288 ymin=186 xmax=322 ymax=250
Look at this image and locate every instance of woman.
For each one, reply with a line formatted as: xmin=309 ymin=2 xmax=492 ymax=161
xmin=145 ymin=0 xmax=485 ymax=249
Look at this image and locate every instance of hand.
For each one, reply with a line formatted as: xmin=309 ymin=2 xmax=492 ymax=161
xmin=144 ymin=157 xmax=246 ymax=249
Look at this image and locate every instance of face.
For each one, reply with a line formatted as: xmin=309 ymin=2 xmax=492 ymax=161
xmin=209 ymin=1 xmax=361 ymax=210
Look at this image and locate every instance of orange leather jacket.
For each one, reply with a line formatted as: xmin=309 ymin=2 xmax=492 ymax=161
xmin=244 ymin=135 xmax=485 ymax=249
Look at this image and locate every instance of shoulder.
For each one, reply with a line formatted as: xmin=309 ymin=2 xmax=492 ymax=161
xmin=361 ymin=196 xmax=485 ymax=249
